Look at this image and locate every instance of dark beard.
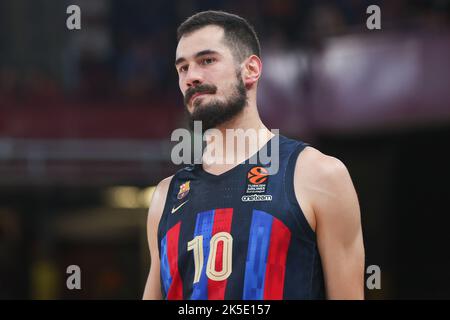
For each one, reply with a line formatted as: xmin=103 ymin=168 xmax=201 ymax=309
xmin=185 ymin=76 xmax=248 ymax=133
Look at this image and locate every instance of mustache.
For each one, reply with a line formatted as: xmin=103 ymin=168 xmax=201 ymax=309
xmin=184 ymin=84 xmax=217 ymax=106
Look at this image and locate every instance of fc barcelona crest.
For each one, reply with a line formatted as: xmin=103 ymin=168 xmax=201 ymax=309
xmin=177 ymin=181 xmax=191 ymax=199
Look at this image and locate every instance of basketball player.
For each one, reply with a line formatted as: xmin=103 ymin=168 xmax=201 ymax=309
xmin=143 ymin=11 xmax=364 ymax=300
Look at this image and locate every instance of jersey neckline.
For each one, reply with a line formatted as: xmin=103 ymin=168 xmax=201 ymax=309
xmin=194 ymin=134 xmax=278 ymax=180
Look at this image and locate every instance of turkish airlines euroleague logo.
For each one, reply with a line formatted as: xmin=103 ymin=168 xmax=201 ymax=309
xmin=247 ymin=166 xmax=269 ymax=185
xmin=243 ymin=166 xmax=272 ymax=202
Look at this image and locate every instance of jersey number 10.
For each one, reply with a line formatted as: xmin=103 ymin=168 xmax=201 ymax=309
xmin=187 ymin=232 xmax=233 ymax=283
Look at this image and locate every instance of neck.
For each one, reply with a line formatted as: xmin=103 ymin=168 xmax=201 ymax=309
xmin=202 ymin=103 xmax=274 ymax=169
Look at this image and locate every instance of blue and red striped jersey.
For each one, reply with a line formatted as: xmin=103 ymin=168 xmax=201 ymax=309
xmin=157 ymin=135 xmax=325 ymax=300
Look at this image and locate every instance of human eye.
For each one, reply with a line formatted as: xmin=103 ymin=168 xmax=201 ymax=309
xmin=178 ymin=64 xmax=188 ymax=73
xmin=201 ymin=57 xmax=216 ymax=65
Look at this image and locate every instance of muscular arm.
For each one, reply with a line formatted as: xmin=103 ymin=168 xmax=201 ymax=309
xmin=295 ymin=147 xmax=365 ymax=299
xmin=142 ymin=176 xmax=173 ymax=300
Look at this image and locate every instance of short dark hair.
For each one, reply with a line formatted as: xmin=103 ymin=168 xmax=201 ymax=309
xmin=177 ymin=10 xmax=261 ymax=63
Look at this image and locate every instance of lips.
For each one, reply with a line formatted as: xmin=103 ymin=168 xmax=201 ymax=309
xmin=190 ymin=92 xmax=209 ymax=104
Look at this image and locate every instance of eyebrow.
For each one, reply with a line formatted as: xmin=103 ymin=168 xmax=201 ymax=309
xmin=175 ymin=49 xmax=220 ymax=67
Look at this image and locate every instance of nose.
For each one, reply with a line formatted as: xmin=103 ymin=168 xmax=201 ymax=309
xmin=185 ymin=65 xmax=203 ymax=88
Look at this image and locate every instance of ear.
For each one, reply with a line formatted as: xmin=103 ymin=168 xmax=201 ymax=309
xmin=242 ymin=55 xmax=262 ymax=89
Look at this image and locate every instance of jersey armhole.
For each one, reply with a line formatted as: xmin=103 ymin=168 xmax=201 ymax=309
xmin=283 ymin=142 xmax=317 ymax=243
xmin=157 ymin=175 xmax=177 ymax=255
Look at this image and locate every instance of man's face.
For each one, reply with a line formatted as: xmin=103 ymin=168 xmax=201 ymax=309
xmin=175 ymin=25 xmax=248 ymax=131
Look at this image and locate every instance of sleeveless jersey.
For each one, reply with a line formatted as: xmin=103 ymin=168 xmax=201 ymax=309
xmin=157 ymin=135 xmax=325 ymax=300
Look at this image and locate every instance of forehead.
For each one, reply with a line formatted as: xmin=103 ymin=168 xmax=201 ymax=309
xmin=176 ymin=25 xmax=232 ymax=60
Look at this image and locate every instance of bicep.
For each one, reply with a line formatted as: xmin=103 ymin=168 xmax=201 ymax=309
xmin=313 ymin=158 xmax=365 ymax=299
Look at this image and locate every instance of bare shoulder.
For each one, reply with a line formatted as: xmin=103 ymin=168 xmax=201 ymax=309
xmin=146 ymin=175 xmax=174 ymax=253
xmin=147 ymin=175 xmax=174 ymax=225
xmin=294 ymin=146 xmax=356 ymax=230
xmin=152 ymin=175 xmax=174 ymax=207
xmin=155 ymin=175 xmax=174 ymax=196
xmin=296 ymin=146 xmax=351 ymax=188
